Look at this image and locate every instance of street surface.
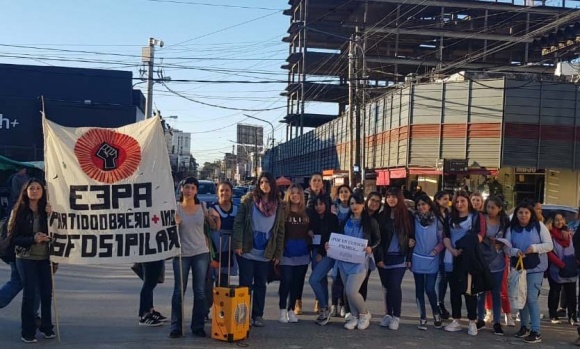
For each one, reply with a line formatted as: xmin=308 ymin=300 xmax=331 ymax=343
xmin=0 ymin=262 xmax=578 ymax=348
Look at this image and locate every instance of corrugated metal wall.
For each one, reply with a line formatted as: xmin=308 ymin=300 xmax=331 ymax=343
xmin=503 ymin=80 xmax=580 ymax=169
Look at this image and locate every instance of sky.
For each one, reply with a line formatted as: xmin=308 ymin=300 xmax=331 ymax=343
xmin=0 ymin=0 xmax=299 ymax=164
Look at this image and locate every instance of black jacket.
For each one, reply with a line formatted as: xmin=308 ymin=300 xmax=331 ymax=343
xmin=304 ymin=188 xmax=331 ymax=214
xmin=454 ymin=232 xmax=493 ymax=294
xmin=308 ymin=211 xmax=339 ymax=257
xmin=374 ymin=209 xmax=415 ymax=264
xmin=11 ymin=207 xmax=48 ymax=250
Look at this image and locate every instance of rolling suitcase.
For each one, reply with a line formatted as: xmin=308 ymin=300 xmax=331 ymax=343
xmin=211 ymin=231 xmax=250 ymax=342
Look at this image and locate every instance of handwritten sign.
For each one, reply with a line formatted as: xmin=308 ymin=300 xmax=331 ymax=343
xmin=327 ymin=233 xmax=368 ymax=264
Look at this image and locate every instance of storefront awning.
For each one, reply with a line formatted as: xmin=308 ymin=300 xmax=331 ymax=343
xmin=376 ymin=170 xmax=390 ymax=186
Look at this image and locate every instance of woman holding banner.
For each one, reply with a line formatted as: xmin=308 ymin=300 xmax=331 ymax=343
xmin=10 ymin=178 xmax=55 ymax=343
xmin=233 ymin=172 xmax=285 ymax=328
xmin=170 ymin=177 xmax=220 ymax=339
xmin=326 ymin=192 xmax=380 ymax=331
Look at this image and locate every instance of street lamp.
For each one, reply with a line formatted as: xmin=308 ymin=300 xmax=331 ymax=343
xmin=243 ymin=114 xmax=274 ymax=148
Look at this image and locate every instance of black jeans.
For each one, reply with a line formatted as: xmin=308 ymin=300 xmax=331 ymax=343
xmin=139 ymin=260 xmax=164 ymax=317
xmin=237 ymin=256 xmax=269 ymax=320
xmin=548 ymin=276 xmax=577 ymax=320
xmin=279 ymin=265 xmax=308 ymax=310
xmin=378 ymin=267 xmax=406 ymax=317
xmin=447 ymin=271 xmax=477 ymax=320
xmin=332 ymin=273 xmax=344 ymax=306
xmin=16 ymin=258 xmax=53 ymax=338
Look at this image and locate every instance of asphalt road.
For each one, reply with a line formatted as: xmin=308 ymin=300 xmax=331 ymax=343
xmin=0 ymin=261 xmax=579 ymax=348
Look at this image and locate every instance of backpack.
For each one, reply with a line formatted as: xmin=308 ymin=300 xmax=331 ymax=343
xmin=0 ymin=218 xmax=14 ymax=264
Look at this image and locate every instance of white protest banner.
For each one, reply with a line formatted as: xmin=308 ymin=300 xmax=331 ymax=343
xmin=326 ymin=233 xmax=368 ymax=264
xmin=43 ymin=117 xmax=179 ymax=265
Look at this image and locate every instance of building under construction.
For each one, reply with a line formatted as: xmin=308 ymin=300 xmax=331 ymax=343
xmin=265 ymin=0 xmax=580 ymax=208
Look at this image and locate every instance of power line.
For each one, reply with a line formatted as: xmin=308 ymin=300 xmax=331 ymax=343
xmin=144 ymin=0 xmax=283 ymax=11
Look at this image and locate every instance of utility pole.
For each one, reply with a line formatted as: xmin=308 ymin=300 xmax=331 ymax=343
xmin=354 ymin=28 xmax=362 ymax=189
xmin=254 ymin=128 xmax=259 ymax=179
xmin=348 ymin=35 xmax=355 ymax=188
xmin=142 ymin=38 xmax=164 ymax=119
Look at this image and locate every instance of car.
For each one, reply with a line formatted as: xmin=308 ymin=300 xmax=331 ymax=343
xmin=196 ymin=180 xmax=218 ymax=203
xmin=507 ymin=204 xmax=578 ymax=227
xmin=232 ymin=188 xmax=246 ymax=206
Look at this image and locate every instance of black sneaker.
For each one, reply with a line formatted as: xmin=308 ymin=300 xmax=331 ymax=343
xmin=434 ymin=314 xmax=443 ymax=329
xmin=192 ymin=329 xmax=206 ymax=337
xmin=493 ymin=323 xmax=504 ymax=336
xmin=514 ymin=326 xmax=529 ymax=338
xmin=151 ymin=311 xmax=167 ymax=322
xmin=41 ymin=330 xmax=56 ymax=339
xmin=438 ymin=303 xmax=450 ymax=320
xmin=139 ymin=313 xmax=163 ymax=327
xmin=21 ymin=336 xmax=37 ymax=343
xmin=169 ymin=330 xmax=182 ymax=338
xmin=523 ymin=331 xmax=541 ymax=344
xmin=476 ymin=320 xmax=486 ymax=330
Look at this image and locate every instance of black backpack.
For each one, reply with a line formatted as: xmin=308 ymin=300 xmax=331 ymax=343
xmin=0 ymin=219 xmax=14 ymax=264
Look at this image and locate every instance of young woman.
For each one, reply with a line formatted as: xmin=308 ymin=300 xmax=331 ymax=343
xmin=278 ymin=184 xmax=310 ymax=323
xmin=328 ymin=193 xmax=380 ymax=331
xmin=329 ymin=184 xmax=352 ymax=317
xmin=470 ymin=192 xmax=484 ymax=212
xmin=443 ymin=190 xmax=484 ymax=336
xmin=504 ymin=201 xmax=553 ymax=344
xmin=546 ymin=213 xmax=577 ymax=325
xmin=434 ymin=190 xmax=451 ymax=320
xmin=10 ymin=179 xmax=54 ymax=343
xmin=376 ymin=187 xmax=414 ymax=331
xmin=233 ymin=172 xmax=285 ymax=327
xmin=308 ymin=196 xmax=339 ymax=326
xmin=170 ymin=177 xmax=220 ymax=338
xmin=477 ymin=196 xmax=510 ymax=335
xmin=411 ymin=194 xmax=445 ymax=331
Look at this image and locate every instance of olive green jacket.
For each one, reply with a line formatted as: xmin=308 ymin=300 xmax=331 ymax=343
xmin=233 ymin=194 xmax=285 ymax=260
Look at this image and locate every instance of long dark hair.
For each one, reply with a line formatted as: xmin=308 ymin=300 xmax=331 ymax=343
xmin=434 ymin=190 xmax=450 ymax=214
xmin=8 ymin=178 xmax=47 ymax=233
xmin=348 ymin=192 xmax=375 ymax=235
xmin=179 ymin=176 xmax=200 ymax=204
xmin=450 ymin=190 xmax=474 ymax=227
xmin=336 ymin=184 xmax=352 ymax=204
xmin=484 ymin=195 xmax=509 ymax=233
xmin=510 ymin=200 xmax=540 ymax=230
xmin=414 ymin=193 xmax=437 ymax=213
xmin=384 ymin=187 xmax=412 ymax=234
xmin=253 ymin=172 xmax=278 ymax=202
xmin=364 ymin=191 xmax=382 ymax=216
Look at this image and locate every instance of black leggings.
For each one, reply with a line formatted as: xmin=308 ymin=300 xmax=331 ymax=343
xmin=447 ymin=272 xmax=477 ymax=320
xmin=548 ymin=276 xmax=577 ymax=320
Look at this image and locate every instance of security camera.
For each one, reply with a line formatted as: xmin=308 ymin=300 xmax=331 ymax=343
xmin=158 ymin=40 xmax=164 ymax=48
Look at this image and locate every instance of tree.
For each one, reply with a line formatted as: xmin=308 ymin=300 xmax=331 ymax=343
xmin=198 ymin=160 xmax=221 ymax=180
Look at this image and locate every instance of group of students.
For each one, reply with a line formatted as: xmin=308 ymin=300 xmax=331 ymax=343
xmin=2 ymin=173 xmax=579 ymax=345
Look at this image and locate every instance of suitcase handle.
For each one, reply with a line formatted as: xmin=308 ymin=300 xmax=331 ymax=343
xmin=218 ymin=231 xmax=233 ymax=287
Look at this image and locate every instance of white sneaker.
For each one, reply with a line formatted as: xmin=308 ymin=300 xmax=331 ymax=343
xmin=279 ymin=309 xmax=288 ymax=323
xmin=340 ymin=306 xmax=346 ymax=317
xmin=344 ymin=312 xmax=353 ymax=321
xmin=208 ymin=306 xmax=213 ymax=320
xmin=444 ymin=319 xmax=462 ymax=332
xmin=357 ymin=312 xmax=371 ymax=330
xmin=389 ymin=316 xmax=400 ymax=330
xmin=504 ymin=313 xmax=515 ymax=327
xmin=468 ymin=321 xmax=478 ymax=336
xmin=288 ymin=310 xmax=298 ymax=323
xmin=344 ymin=316 xmax=358 ymax=330
xmin=484 ymin=310 xmax=493 ymax=323
xmin=380 ymin=315 xmax=392 ymax=327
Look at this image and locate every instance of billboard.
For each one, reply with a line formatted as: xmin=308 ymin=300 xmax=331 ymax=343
xmin=237 ymin=124 xmax=263 ymax=146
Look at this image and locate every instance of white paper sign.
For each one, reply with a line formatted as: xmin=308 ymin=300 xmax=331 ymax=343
xmin=326 ymin=233 xmax=368 ymax=264
xmin=312 ymin=234 xmax=321 ymax=245
xmin=43 ymin=117 xmax=179 ymax=265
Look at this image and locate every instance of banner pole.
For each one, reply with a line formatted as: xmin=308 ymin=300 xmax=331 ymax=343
xmin=178 ymin=249 xmax=185 ymax=336
xmin=50 ymin=261 xmax=61 ymax=342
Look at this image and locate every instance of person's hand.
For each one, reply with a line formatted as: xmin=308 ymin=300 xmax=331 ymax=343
xmin=34 ymin=233 xmax=51 ymax=244
xmin=364 ymin=246 xmax=372 ymax=255
xmin=477 ymin=234 xmax=483 ymax=243
xmin=210 ymin=260 xmax=219 ymax=268
xmin=308 ymin=230 xmax=314 ymax=239
xmin=430 ymin=249 xmax=437 ymax=256
xmin=408 ymin=239 xmax=416 ymax=248
xmin=45 ymin=203 xmax=52 ymax=215
xmin=406 ymin=262 xmax=412 ymax=269
xmin=451 ymin=248 xmax=462 ymax=257
xmin=316 ymin=254 xmax=322 ymax=262
xmin=234 ymin=249 xmax=242 ymax=256
xmin=517 ymin=250 xmax=525 ymax=257
xmin=273 ymin=258 xmax=280 ymax=266
xmin=174 ymin=213 xmax=182 ymax=225
xmin=525 ymin=246 xmax=534 ymax=254
xmin=376 ymin=261 xmax=385 ymax=268
xmin=325 ymin=242 xmax=330 ymax=251
xmin=52 ymin=263 xmax=59 ymax=274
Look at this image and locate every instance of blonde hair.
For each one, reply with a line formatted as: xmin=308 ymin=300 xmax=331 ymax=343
xmin=284 ymin=184 xmax=309 ymax=223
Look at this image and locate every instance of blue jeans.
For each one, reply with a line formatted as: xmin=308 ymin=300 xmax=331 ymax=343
xmin=378 ymin=267 xmax=406 ymax=317
xmin=139 ymin=260 xmax=164 ymax=317
xmin=520 ymin=272 xmax=544 ymax=333
xmin=478 ymin=270 xmax=504 ymax=324
xmin=279 ymin=264 xmax=308 ymax=310
xmin=236 ymin=256 xmax=269 ymax=320
xmin=436 ymin=260 xmax=448 ymax=305
xmin=0 ymin=262 xmax=41 ymax=312
xmin=16 ymin=258 xmax=53 ymax=338
xmin=413 ymin=272 xmax=439 ymax=319
xmin=171 ymin=253 xmax=209 ymax=332
xmin=309 ymin=256 xmax=334 ymax=308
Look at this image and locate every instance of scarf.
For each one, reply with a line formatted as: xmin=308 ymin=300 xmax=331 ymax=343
xmin=415 ymin=211 xmax=435 ymax=227
xmin=253 ymin=194 xmax=278 ymax=217
xmin=550 ymin=226 xmax=571 ymax=248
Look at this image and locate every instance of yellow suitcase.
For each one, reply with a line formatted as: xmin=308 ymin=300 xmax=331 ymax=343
xmin=211 ymin=232 xmax=250 ymax=342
